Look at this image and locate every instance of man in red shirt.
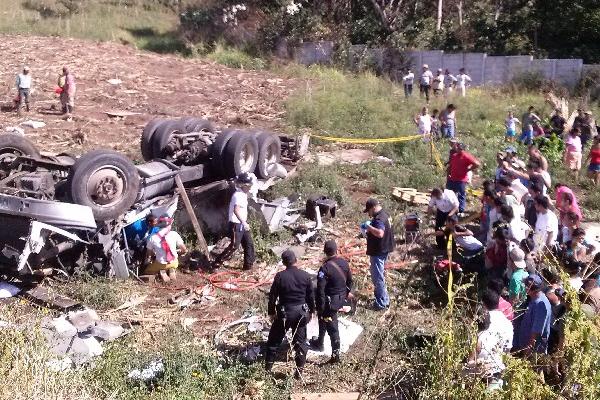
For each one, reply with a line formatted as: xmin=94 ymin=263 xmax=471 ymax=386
xmin=446 ymin=143 xmax=480 ymax=214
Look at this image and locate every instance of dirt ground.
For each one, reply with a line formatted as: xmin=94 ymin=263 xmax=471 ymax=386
xmin=0 ymin=35 xmax=297 ymax=160
xmin=0 ymin=36 xmax=443 ymax=397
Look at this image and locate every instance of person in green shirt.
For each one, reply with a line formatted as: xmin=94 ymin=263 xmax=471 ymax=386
xmin=508 ymin=243 xmax=529 ymax=307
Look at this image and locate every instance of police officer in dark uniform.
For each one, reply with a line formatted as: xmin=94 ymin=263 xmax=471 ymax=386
xmin=265 ymin=249 xmax=315 ymax=378
xmin=309 ymin=240 xmax=353 ymax=363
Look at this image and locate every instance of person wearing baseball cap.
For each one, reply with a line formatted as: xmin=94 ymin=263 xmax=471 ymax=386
xmin=265 ymin=249 xmax=315 ymax=379
xmin=514 ymin=274 xmax=552 ymax=355
xmin=361 ymin=198 xmax=394 ymax=311
xmin=309 ymin=239 xmax=353 ymax=363
xmin=213 ymin=172 xmax=256 ymax=270
xmin=420 ymin=64 xmax=433 ymax=103
xmin=507 ymin=243 xmax=528 ymax=306
xmin=15 ymin=65 xmax=32 ymax=115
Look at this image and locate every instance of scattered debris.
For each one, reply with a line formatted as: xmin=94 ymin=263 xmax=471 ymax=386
xmin=4 ymin=126 xmax=24 ymax=136
xmin=0 ymin=281 xmax=20 ymax=298
xmin=306 ymin=317 xmax=363 ymax=358
xmin=169 ymin=284 xmax=216 ymax=310
xmin=128 ymin=359 xmax=165 ymax=384
xmin=376 ymin=155 xmax=394 ymax=164
xmin=20 ymin=120 xmax=46 ymax=129
xmin=105 ymin=110 xmax=142 ymax=118
xmin=22 ymin=286 xmax=80 ymax=310
xmin=306 ymin=195 xmax=337 ymax=221
xmin=392 ymin=187 xmax=430 ymax=205
xmin=106 ymin=78 xmax=122 ymax=85
xmin=41 ymin=306 xmax=129 ymax=366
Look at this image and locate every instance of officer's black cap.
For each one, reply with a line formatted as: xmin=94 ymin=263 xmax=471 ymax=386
xmin=324 ymin=240 xmax=337 ymax=256
xmin=281 ymin=249 xmax=297 ymax=267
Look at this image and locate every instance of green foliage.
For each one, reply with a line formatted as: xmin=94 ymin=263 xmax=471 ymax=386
xmin=207 ymin=43 xmax=267 ymax=69
xmin=23 ymin=0 xmax=85 ymax=17
xmin=534 ymin=134 xmax=565 ymax=165
xmin=88 ymin=327 xmax=291 ymax=399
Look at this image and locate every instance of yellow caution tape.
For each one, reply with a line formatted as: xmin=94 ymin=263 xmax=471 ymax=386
xmin=467 ymin=187 xmax=483 ymax=198
xmin=308 ymin=132 xmax=426 ymax=144
xmin=430 ymin=140 xmax=445 ymax=171
xmin=447 ymin=234 xmax=454 ymax=308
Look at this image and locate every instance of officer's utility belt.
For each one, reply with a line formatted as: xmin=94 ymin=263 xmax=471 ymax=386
xmin=325 ymin=293 xmax=346 ymax=310
xmin=277 ymin=303 xmax=309 ymax=318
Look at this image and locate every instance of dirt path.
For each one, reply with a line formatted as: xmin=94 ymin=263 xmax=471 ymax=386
xmin=0 ymin=35 xmax=298 ymax=159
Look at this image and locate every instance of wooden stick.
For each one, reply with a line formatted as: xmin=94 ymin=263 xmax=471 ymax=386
xmin=175 ymin=175 xmax=210 ymax=260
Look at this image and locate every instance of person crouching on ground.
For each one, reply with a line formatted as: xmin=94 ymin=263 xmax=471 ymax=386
xmin=362 ymin=198 xmax=395 ymax=311
xmin=145 ymin=214 xmax=187 ymax=282
xmin=213 ymin=172 xmax=256 ymax=270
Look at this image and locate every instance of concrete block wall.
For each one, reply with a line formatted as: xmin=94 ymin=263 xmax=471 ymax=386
xmin=292 ymin=41 xmax=588 ymax=88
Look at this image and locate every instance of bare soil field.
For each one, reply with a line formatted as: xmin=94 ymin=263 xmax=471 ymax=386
xmin=0 ymin=35 xmax=297 ymax=159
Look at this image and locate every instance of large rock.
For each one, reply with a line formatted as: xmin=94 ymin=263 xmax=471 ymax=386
xmin=69 ymin=335 xmax=103 ymax=365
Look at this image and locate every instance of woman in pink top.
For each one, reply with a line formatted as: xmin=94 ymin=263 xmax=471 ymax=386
xmin=555 ymin=183 xmax=583 ymax=222
xmin=564 ymin=127 xmax=583 ymax=183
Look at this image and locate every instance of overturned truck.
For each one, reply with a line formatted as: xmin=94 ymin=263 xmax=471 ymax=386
xmin=0 ymin=118 xmax=293 ymax=277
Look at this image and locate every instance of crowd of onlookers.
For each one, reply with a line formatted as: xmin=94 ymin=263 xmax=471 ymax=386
xmin=425 ymin=105 xmax=600 ymax=389
xmin=403 ymin=64 xmax=472 ymax=102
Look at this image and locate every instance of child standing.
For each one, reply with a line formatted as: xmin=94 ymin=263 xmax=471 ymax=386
xmin=564 ymin=128 xmax=583 ymax=183
xmin=414 ymin=106 xmax=433 ymax=141
xmin=505 ymin=112 xmax=520 ymax=142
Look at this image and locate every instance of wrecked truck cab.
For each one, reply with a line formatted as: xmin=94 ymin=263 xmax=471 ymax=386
xmin=0 ymin=121 xmax=298 ymax=277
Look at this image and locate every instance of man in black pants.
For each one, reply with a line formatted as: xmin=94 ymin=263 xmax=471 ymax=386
xmin=427 ymin=187 xmax=459 ymax=249
xmin=265 ymin=250 xmax=315 ymax=379
xmin=309 ymin=240 xmax=353 ymax=363
xmin=214 ymin=173 xmax=256 ymax=270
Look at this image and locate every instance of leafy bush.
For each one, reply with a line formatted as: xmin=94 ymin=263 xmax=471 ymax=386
xmin=576 ymin=66 xmax=600 ymax=101
xmin=534 ymin=133 xmax=565 ymax=165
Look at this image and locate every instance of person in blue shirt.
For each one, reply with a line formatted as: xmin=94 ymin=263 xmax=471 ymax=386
xmin=514 ymin=274 xmax=552 ymax=355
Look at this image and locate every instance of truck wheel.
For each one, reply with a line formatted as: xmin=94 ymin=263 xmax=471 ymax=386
xmin=67 ymin=150 xmax=140 ymax=222
xmin=152 ymin=120 xmax=186 ymax=159
xmin=181 ymin=117 xmax=215 ymax=134
xmin=0 ymin=134 xmax=40 ymax=165
xmin=254 ymin=131 xmax=282 ymax=179
xmin=141 ymin=119 xmax=165 ymax=161
xmin=210 ymin=129 xmax=237 ymax=176
xmin=224 ymin=131 xmax=259 ymax=178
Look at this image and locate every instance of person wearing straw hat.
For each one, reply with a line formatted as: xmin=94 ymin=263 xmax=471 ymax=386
xmin=15 ymin=66 xmax=32 ymax=115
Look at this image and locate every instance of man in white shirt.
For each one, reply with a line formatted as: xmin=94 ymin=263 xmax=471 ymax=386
xmin=214 ymin=172 xmax=256 ymax=270
xmin=428 ymin=187 xmax=459 ymax=249
xmin=420 ymin=64 xmax=434 ymax=103
xmin=456 ymin=67 xmax=472 ymax=97
xmin=145 ymin=214 xmax=187 ymax=282
xmin=534 ymin=196 xmax=559 ymax=251
xmin=433 ymin=68 xmax=445 ymax=97
xmin=15 ymin=66 xmax=32 ymax=115
xmin=402 ymin=68 xmax=414 ymax=98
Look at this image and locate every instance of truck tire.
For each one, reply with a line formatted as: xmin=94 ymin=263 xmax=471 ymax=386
xmin=254 ymin=131 xmax=282 ymax=179
xmin=67 ymin=150 xmax=140 ymax=222
xmin=152 ymin=120 xmax=186 ymax=159
xmin=210 ymin=129 xmax=237 ymax=176
xmin=223 ymin=131 xmax=259 ymax=178
xmin=181 ymin=117 xmax=215 ymax=134
xmin=141 ymin=119 xmax=165 ymax=161
xmin=0 ymin=134 xmax=40 ymax=163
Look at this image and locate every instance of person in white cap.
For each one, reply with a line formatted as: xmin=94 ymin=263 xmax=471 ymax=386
xmin=15 ymin=66 xmax=32 ymax=115
xmin=402 ymin=68 xmax=414 ymax=98
xmin=419 ymin=64 xmax=434 ymax=103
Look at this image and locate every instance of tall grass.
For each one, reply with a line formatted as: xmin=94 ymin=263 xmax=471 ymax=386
xmin=0 ymin=0 xmax=181 ymax=51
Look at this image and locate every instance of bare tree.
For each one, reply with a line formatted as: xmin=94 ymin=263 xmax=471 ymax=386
xmin=367 ymin=0 xmax=410 ymax=32
xmin=437 ymin=0 xmax=443 ymax=30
